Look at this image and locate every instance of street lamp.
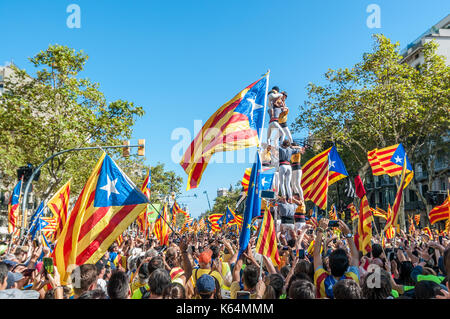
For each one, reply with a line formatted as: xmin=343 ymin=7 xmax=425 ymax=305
xmin=203 ymin=191 xmax=212 ymax=211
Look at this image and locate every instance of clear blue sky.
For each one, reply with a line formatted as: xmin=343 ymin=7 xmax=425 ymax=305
xmin=1 ymin=1 xmax=449 ymax=217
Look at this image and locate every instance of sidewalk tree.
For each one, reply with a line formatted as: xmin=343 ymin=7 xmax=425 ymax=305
xmin=293 ymin=34 xmax=450 ymax=230
xmin=0 ymin=45 xmax=145 ymax=200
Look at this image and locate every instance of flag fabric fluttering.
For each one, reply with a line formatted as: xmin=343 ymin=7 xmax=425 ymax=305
xmin=348 ymin=203 xmax=358 ymax=222
xmin=414 ymin=214 xmax=421 ymax=226
xmin=154 ymin=204 xmax=170 ymax=246
xmin=367 ymin=143 xmax=414 ymax=187
xmin=408 ymin=216 xmax=416 ymax=235
xmin=255 ymin=206 xmax=281 ymax=267
xmin=8 ymin=180 xmax=22 ymax=235
xmin=28 ymin=201 xmax=45 ymax=238
xmin=383 ymin=156 xmax=408 ymax=232
xmin=370 ymin=207 xmax=387 ymax=220
xmin=328 ymin=205 xmax=338 ymax=220
xmin=47 ymin=179 xmax=71 ymax=240
xmin=301 ymin=145 xmax=347 ymax=209
xmin=208 ymin=213 xmax=223 ymax=232
xmin=344 ymin=178 xmax=356 ymax=198
xmin=241 ymin=168 xmax=252 ymax=192
xmin=180 ymin=73 xmax=269 ymax=190
xmin=238 ymin=152 xmax=262 ymax=258
xmin=354 ymin=175 xmax=373 ymax=255
xmin=136 ymin=169 xmax=151 ymax=236
xmin=53 ymin=153 xmax=149 ymax=284
xmin=428 ymin=191 xmax=449 ymax=225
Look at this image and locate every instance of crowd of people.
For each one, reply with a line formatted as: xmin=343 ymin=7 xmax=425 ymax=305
xmin=0 ymin=85 xmax=448 ymax=300
xmin=0 ymin=217 xmax=449 ymax=299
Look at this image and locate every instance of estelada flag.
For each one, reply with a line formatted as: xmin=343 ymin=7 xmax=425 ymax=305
xmin=53 ymin=153 xmax=148 ymax=284
xmin=367 ymin=143 xmax=414 ymax=187
xmin=428 ymin=191 xmax=449 ymax=225
xmin=180 ymin=73 xmax=269 ymax=190
xmin=47 ymin=179 xmax=71 ymax=240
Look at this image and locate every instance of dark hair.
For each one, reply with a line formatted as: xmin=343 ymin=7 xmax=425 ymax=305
xmin=210 ymin=245 xmax=220 ymax=260
xmin=213 ymin=276 xmax=222 ymax=299
xmin=147 ymin=256 xmax=164 ymax=274
xmin=415 ymin=280 xmax=445 ymax=299
xmin=271 ymin=86 xmax=280 ymax=92
xmin=361 ymin=269 xmax=392 ymax=299
xmin=72 ymin=264 xmax=98 ymax=296
xmin=332 ymin=279 xmax=362 ymax=299
xmin=288 ymin=279 xmax=315 ymax=299
xmin=263 ymin=274 xmax=284 ymax=299
xmin=329 ymin=249 xmax=349 ymax=277
xmin=78 ymin=289 xmax=107 ymax=299
xmin=162 ymin=282 xmax=186 ymax=299
xmin=371 ymin=244 xmax=383 ymax=259
xmin=243 ymin=264 xmax=259 ymax=289
xmin=280 ymin=265 xmax=291 ymax=279
xmin=398 ymin=261 xmax=415 ymax=286
xmin=107 ymin=270 xmax=130 ymax=299
xmin=443 ymin=247 xmax=450 ymax=275
xmin=0 ymin=262 xmax=8 ymax=286
xmin=294 ymin=260 xmax=312 ymax=278
xmin=282 ymin=140 xmax=291 ymax=148
xmin=287 ymin=272 xmax=313 ymax=294
xmin=149 ymin=269 xmax=171 ymax=296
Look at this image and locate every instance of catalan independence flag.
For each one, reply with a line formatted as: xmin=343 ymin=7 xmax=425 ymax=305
xmin=370 ymin=207 xmax=387 ymax=220
xmin=136 ymin=169 xmax=151 ymax=235
xmin=301 ymin=145 xmax=347 ymax=209
xmin=367 ymin=143 xmax=414 ymax=187
xmin=180 ymin=73 xmax=269 ymax=190
xmin=255 ymin=206 xmax=281 ymax=267
xmin=47 ymin=179 xmax=71 ymax=240
xmin=348 ymin=203 xmax=358 ymax=222
xmin=208 ymin=213 xmax=223 ymax=232
xmin=384 ymin=156 xmax=408 ymax=232
xmin=8 ymin=180 xmax=22 ymax=235
xmin=53 ymin=153 xmax=149 ymax=284
xmin=428 ymin=191 xmax=449 ymax=225
xmin=154 ymin=204 xmax=170 ymax=246
xmin=354 ymin=175 xmax=373 ymax=255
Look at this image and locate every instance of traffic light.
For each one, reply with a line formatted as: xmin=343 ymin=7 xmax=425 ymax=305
xmin=17 ymin=164 xmax=40 ymax=183
xmin=138 ymin=139 xmax=145 ymax=156
xmin=123 ymin=140 xmax=130 ymax=157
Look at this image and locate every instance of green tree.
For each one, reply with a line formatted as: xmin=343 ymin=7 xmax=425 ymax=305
xmin=0 ymin=45 xmax=145 ymax=202
xmin=294 ymin=35 xmax=450 ymax=230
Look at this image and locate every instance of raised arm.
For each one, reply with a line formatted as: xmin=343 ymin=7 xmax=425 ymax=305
xmin=314 ymin=218 xmax=328 ymax=271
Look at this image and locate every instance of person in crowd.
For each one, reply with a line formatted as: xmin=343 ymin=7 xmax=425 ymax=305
xmin=278 ymin=140 xmax=302 ymax=202
xmin=266 ymin=86 xmax=286 ymax=147
xmin=107 ymin=270 xmax=131 ymax=299
xmin=278 ymin=91 xmax=293 ymax=144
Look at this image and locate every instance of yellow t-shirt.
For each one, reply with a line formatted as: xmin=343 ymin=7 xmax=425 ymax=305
xmin=190 ymin=268 xmax=224 ymax=289
xmin=230 ymin=281 xmax=258 ymax=299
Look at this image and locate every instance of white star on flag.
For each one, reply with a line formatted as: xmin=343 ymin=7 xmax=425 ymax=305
xmin=100 ymin=175 xmax=120 ymax=199
xmin=247 ymin=97 xmax=263 ymax=122
xmin=394 ymin=155 xmax=402 ymax=163
xmin=329 ymin=160 xmax=336 ymax=168
xmin=261 ymin=177 xmax=267 ymax=187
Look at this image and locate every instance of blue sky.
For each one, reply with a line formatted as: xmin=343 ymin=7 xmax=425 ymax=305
xmin=1 ymin=1 xmax=449 ymax=217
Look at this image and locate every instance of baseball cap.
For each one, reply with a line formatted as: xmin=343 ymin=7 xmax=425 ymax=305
xmin=6 ymin=271 xmax=23 ymax=289
xmin=196 ymin=274 xmax=215 ymax=293
xmin=198 ymin=249 xmax=213 ymax=264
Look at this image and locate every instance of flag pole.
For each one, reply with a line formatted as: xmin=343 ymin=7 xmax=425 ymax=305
xmin=258 ymin=69 xmax=270 ymax=151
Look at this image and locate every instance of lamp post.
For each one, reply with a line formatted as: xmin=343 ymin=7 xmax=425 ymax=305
xmin=203 ymin=190 xmax=212 ymax=211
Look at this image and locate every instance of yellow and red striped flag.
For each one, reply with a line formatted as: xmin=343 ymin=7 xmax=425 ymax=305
xmin=136 ymin=169 xmax=151 ymax=236
xmin=414 ymin=214 xmax=421 ymax=226
xmin=328 ymin=205 xmax=338 ymax=220
xmin=370 ymin=207 xmax=387 ymax=220
xmin=115 ymin=233 xmax=124 ymax=246
xmin=180 ymin=73 xmax=269 ymax=190
xmin=408 ymin=216 xmax=416 ymax=235
xmin=241 ymin=167 xmax=252 ymax=192
xmin=354 ymin=176 xmax=373 ymax=255
xmin=53 ymin=153 xmax=149 ymax=284
xmin=41 ymin=217 xmax=58 ymax=241
xmin=428 ymin=191 xmax=449 ymax=225
xmin=254 ymin=207 xmax=281 ymax=267
xmin=208 ymin=213 xmax=223 ymax=232
xmin=198 ymin=218 xmax=206 ymax=231
xmin=47 ymin=179 xmax=71 ymax=240
xmin=384 ymin=156 xmax=408 ymax=233
xmin=348 ymin=203 xmax=358 ymax=222
xmin=154 ymin=204 xmax=170 ymax=246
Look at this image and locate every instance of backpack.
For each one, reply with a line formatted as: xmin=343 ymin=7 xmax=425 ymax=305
xmin=140 ymin=286 xmax=150 ymax=299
